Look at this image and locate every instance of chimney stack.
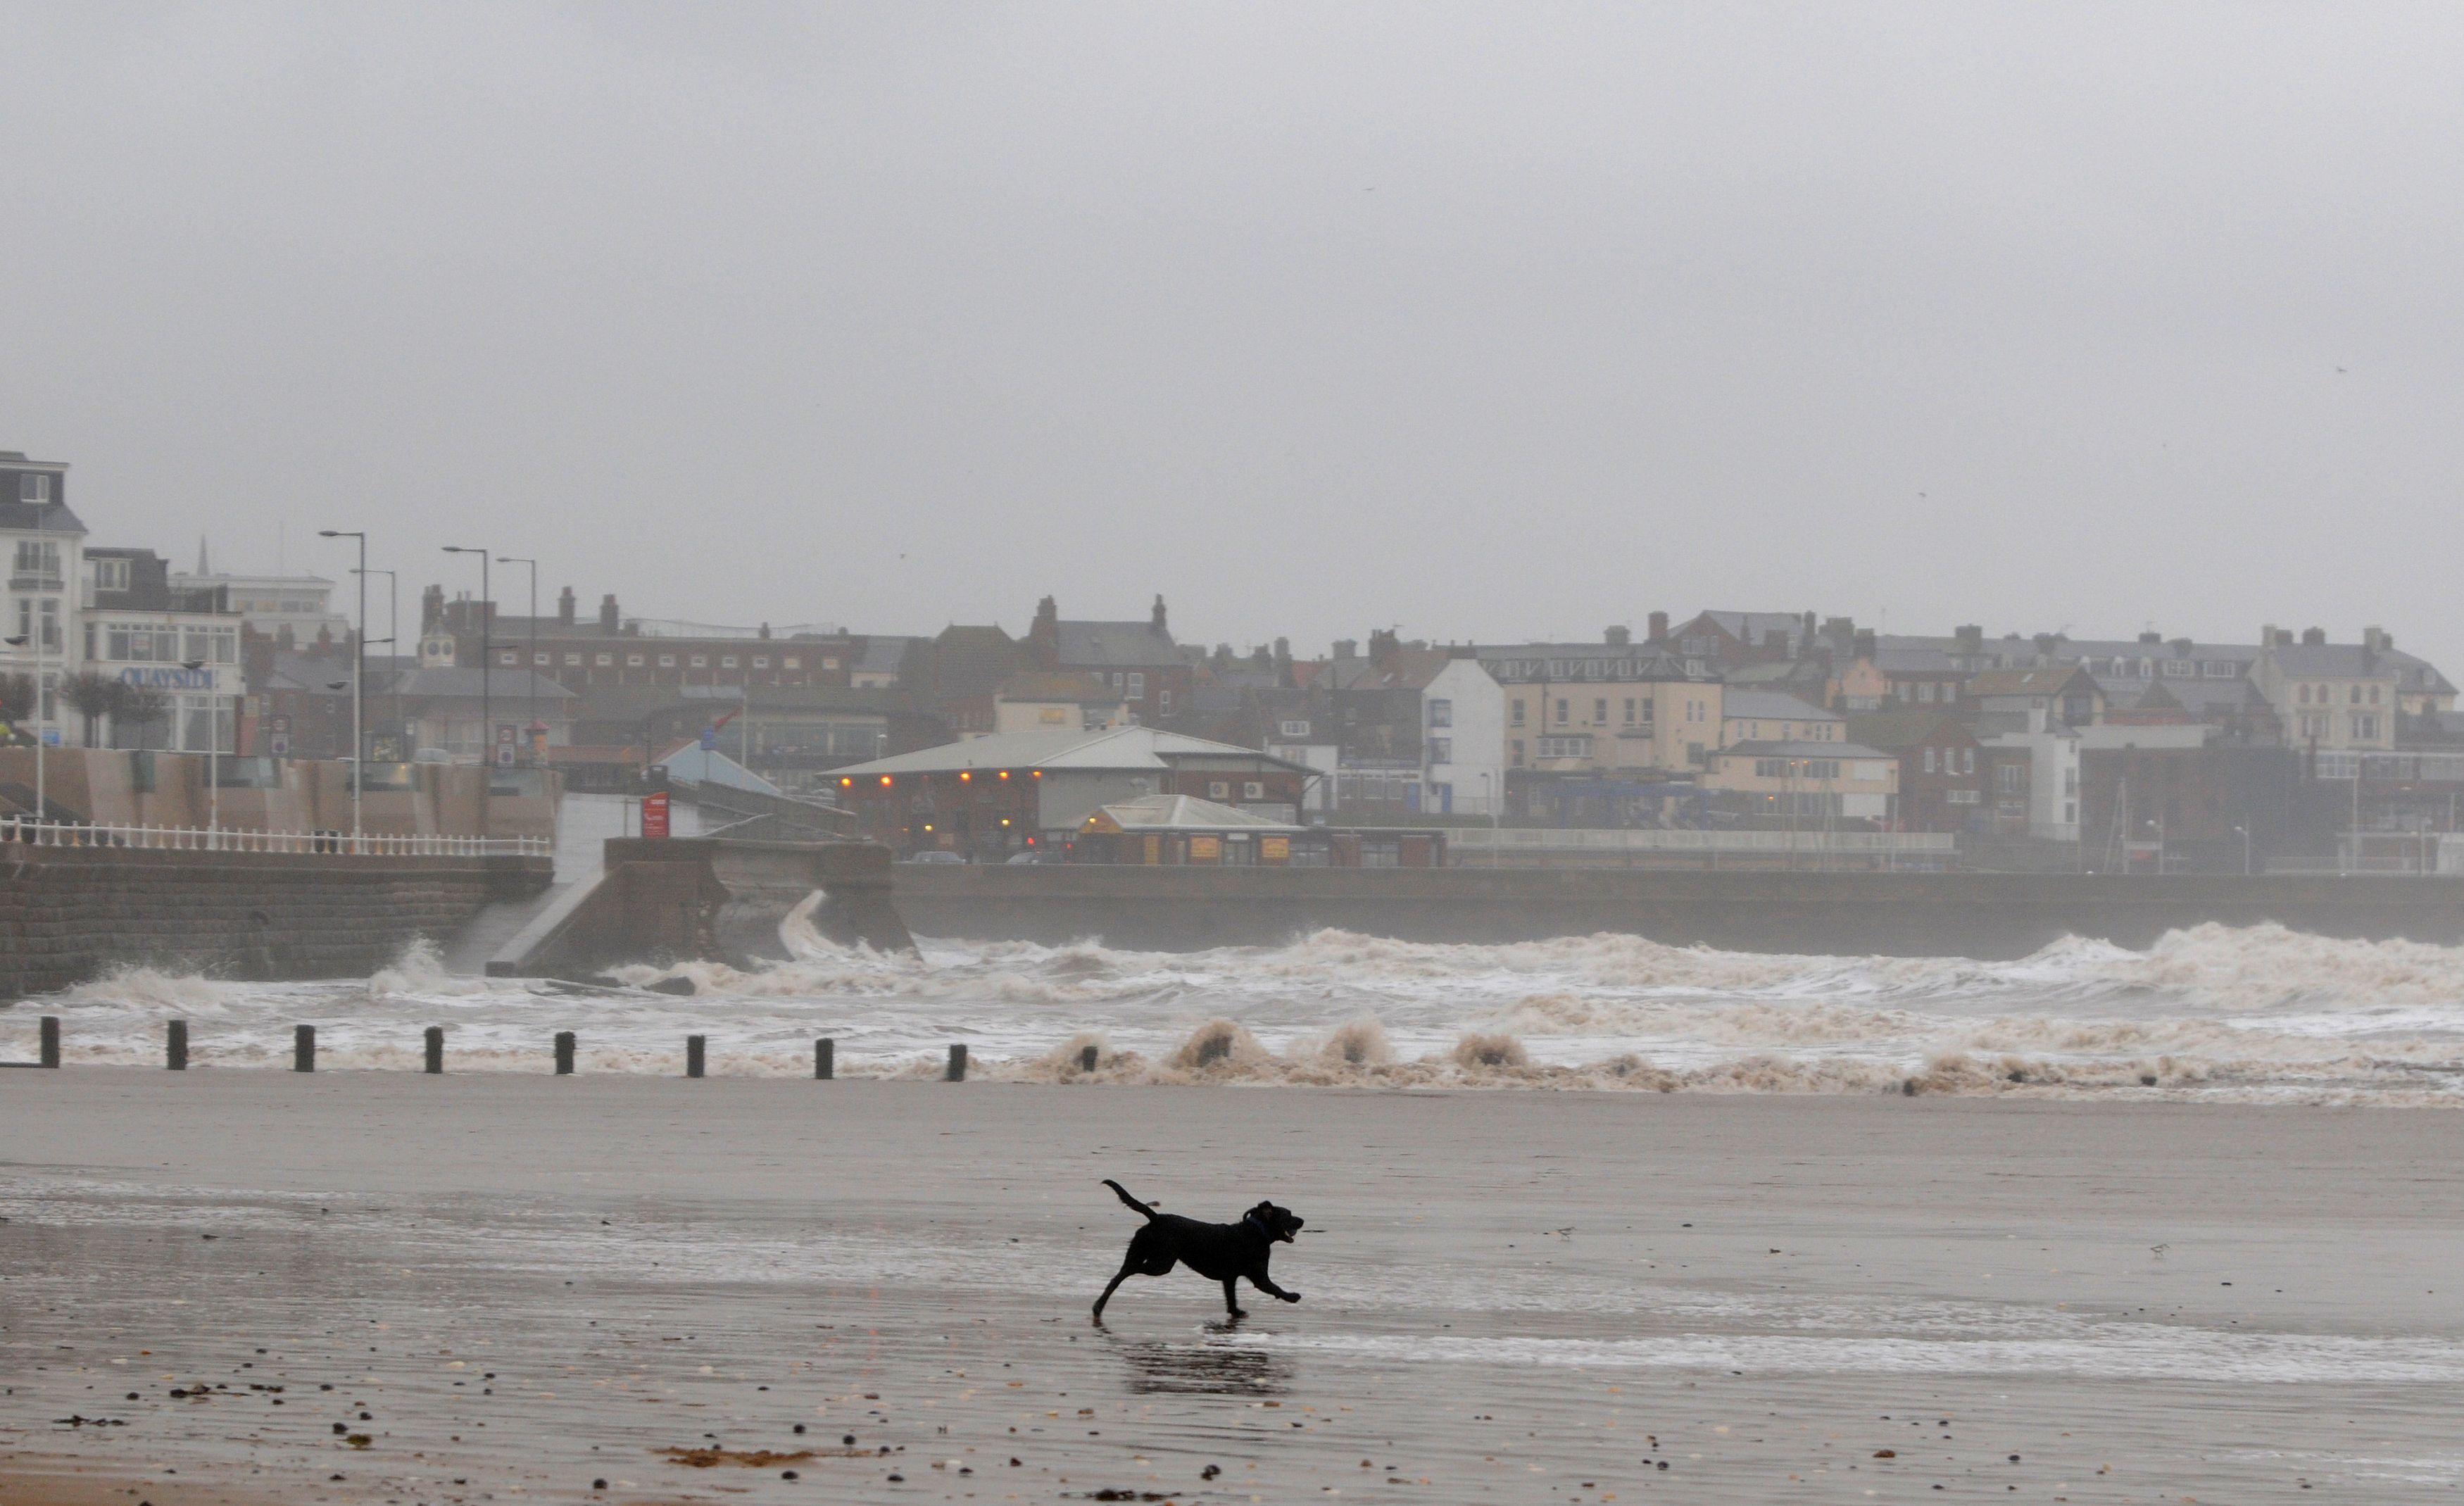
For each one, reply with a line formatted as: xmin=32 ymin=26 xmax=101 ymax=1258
xmin=1152 ymin=594 xmax=1169 ymax=633
xmin=1604 ymin=625 xmax=1630 ymax=647
xmin=598 ymin=594 xmax=620 ymax=633
xmin=1854 ymin=628 xmax=1876 ymax=660
xmin=2302 ymin=627 xmax=2327 ymax=646
xmin=557 ymin=586 xmax=577 ymax=627
xmin=1647 ymin=610 xmax=1668 ymax=644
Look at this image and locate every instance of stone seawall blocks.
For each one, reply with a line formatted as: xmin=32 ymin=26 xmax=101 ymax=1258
xmin=0 ymin=848 xmax=551 ymax=1000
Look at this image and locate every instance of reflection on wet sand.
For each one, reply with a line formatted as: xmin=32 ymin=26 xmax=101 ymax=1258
xmin=1113 ymin=1336 xmax=1294 ymax=1395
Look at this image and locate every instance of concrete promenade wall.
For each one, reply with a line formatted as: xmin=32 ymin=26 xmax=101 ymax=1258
xmin=0 ymin=844 xmax=553 ymax=999
xmin=887 ymin=865 xmax=2464 ymax=957
xmin=0 ymin=748 xmax=558 ymax=842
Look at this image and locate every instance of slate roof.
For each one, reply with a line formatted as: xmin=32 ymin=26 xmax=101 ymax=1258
xmin=0 ymin=497 xmax=85 ymax=536
xmin=1721 ymin=689 xmax=1839 ymax=722
xmin=1325 ymin=647 xmax=1454 ymax=692
xmin=1967 ymin=666 xmax=2099 ymax=698
xmin=852 ymin=635 xmax=924 ymax=679
xmin=1872 ymin=645 xmax=1961 ymax=674
xmin=1715 ymin=740 xmax=1893 ymax=760
xmin=1696 ymin=611 xmax=1810 ymax=652
xmin=1057 ymin=620 xmax=1182 ymax=668
xmin=831 ymin=725 xmax=1309 ymax=777
xmin=1085 ymin=794 xmax=1303 ymax=833
xmin=1844 ymin=711 xmax=1975 ymax=750
xmin=998 ymin=672 xmax=1121 ymax=705
xmin=2265 ymin=644 xmax=2402 ymax=679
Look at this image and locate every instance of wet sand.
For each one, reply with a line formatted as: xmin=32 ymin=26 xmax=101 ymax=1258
xmin=4 ymin=1072 xmax=2463 ymax=1504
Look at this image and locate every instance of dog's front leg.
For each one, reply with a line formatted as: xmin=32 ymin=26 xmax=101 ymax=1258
xmin=1221 ymin=1278 xmax=1247 ymax=1319
xmin=1247 ymin=1270 xmax=1302 ymax=1304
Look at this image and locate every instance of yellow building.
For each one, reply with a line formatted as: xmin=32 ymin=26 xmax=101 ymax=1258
xmin=1478 ymin=635 xmax=1723 ymax=775
xmin=1702 ymin=740 xmax=1899 ymax=822
xmin=1718 ymin=689 xmax=1843 ymax=748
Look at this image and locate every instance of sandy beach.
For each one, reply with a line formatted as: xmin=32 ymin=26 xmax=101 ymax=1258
xmin=4 ymin=1071 xmax=2462 ymax=1504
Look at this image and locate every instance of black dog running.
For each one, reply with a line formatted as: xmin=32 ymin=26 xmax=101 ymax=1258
xmin=1092 ymin=1179 xmax=1305 ymax=1322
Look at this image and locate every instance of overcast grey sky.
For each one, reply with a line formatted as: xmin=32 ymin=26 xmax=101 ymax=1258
xmin=5 ymin=4 xmax=2460 ymax=662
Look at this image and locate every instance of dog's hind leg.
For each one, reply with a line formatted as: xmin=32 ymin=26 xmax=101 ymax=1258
xmin=1093 ymin=1264 xmax=1137 ymax=1323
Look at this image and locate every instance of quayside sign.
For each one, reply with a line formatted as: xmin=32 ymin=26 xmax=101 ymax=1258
xmin=115 ymin=667 xmax=219 ymax=690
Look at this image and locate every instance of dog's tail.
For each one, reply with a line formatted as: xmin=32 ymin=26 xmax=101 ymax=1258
xmin=1101 ymin=1179 xmax=1159 ymax=1220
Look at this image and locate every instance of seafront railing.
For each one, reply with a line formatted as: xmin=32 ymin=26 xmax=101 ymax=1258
xmin=1451 ymin=827 xmax=1957 ymax=855
xmin=0 ymin=817 xmax=549 ymax=858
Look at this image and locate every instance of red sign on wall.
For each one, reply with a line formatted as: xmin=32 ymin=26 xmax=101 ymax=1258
xmin=641 ymin=790 xmax=671 ymax=839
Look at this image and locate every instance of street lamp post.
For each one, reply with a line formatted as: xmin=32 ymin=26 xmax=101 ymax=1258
xmin=355 ymin=567 xmax=398 ymax=759
xmin=177 ymin=654 xmax=214 ymax=837
xmin=7 ymin=512 xmax=63 ymax=822
xmin=2233 ymin=824 xmax=2252 ymax=877
xmin=4 ymin=627 xmax=46 ymax=827
xmin=496 ymin=556 xmax=538 ymax=766
xmin=318 ymin=531 xmax=367 ymax=846
xmin=442 ymin=546 xmax=491 ymax=836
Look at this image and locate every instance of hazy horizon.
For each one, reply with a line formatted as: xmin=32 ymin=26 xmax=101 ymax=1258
xmin=6 ymin=4 xmax=2460 ymax=665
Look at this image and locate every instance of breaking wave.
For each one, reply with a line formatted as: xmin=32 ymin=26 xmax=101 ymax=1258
xmin=6 ymin=924 xmax=2462 ymax=1102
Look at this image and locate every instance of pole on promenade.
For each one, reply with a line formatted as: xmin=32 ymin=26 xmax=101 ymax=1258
xmin=39 ymin=1015 xmax=61 ymax=1068
xmin=425 ymin=1025 xmax=446 ymax=1074
xmin=294 ymin=1024 xmax=315 ymax=1073
xmin=555 ymin=1030 xmax=576 ymax=1075
xmin=686 ymin=1034 xmax=706 ymax=1079
xmin=814 ymin=1038 xmax=834 ymax=1079
xmin=168 ymin=1019 xmax=188 ymax=1070
xmin=945 ymin=1043 xmax=967 ymax=1081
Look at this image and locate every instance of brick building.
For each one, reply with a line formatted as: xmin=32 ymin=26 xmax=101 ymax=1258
xmin=1847 ymin=711 xmax=1985 ymax=833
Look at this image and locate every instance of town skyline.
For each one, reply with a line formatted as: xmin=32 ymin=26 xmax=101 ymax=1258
xmin=7 ymin=6 xmax=2463 ymax=672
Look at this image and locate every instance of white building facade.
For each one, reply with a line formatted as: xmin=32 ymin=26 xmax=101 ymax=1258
xmin=1420 ymin=655 xmax=1508 ymax=817
xmin=1 ymin=451 xmax=87 ymax=746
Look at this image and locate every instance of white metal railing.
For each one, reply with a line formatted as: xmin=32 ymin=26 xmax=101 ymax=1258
xmin=0 ymin=817 xmax=548 ymax=857
xmin=1450 ymin=827 xmax=1956 ymax=853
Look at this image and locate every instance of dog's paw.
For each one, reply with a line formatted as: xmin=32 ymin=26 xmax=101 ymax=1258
xmin=1279 ymin=1291 xmax=1302 ymax=1303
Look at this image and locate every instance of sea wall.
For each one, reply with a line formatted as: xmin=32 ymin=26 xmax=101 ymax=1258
xmin=0 ymin=747 xmax=559 ymax=843
xmin=886 ymin=865 xmax=2464 ymax=957
xmin=0 ymin=843 xmax=553 ymax=999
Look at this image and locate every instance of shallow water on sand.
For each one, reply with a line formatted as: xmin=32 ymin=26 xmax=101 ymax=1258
xmin=9 ymin=920 xmax=2464 ymax=1102
xmin=6 ymin=1079 xmax=2464 ymax=1505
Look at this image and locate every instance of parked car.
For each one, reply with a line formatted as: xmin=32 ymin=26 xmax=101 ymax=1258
xmin=1003 ymin=848 xmax=1066 ymax=865
xmin=903 ymin=850 xmax=967 ymax=865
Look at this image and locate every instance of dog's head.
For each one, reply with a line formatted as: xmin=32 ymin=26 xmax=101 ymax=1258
xmin=1246 ymin=1200 xmax=1305 ymax=1243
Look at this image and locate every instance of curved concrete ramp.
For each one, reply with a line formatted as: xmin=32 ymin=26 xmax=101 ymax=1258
xmin=486 ymin=837 xmax=910 ymax=978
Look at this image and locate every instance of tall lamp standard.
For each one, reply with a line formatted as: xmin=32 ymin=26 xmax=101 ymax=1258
xmin=4 ymin=626 xmax=46 ymax=828
xmin=441 ymin=546 xmax=491 ymax=836
xmin=2233 ymin=824 xmax=2253 ymax=878
xmin=178 ymin=654 xmax=220 ymax=840
xmin=318 ymin=530 xmax=367 ymax=846
xmin=355 ymin=567 xmax=399 ymax=758
xmin=495 ymin=556 xmax=538 ymax=766
xmin=5 ymin=510 xmax=62 ymax=824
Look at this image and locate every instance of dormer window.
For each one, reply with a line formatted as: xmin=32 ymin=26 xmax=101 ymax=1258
xmin=18 ymin=472 xmax=50 ymax=503
xmin=91 ymin=558 xmax=131 ymax=593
